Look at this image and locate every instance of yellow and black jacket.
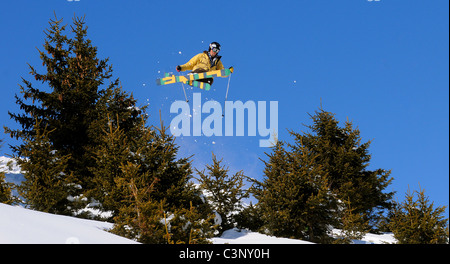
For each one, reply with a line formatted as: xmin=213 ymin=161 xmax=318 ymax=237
xmin=179 ymin=51 xmax=224 ymax=72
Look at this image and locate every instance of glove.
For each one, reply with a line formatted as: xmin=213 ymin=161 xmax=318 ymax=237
xmin=176 ymin=65 xmax=182 ymax=72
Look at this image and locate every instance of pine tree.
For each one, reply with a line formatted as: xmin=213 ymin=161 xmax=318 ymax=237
xmin=111 ymin=171 xmax=166 ymax=243
xmin=254 ymin=140 xmax=337 ymax=243
xmin=169 ymin=201 xmax=216 ymax=244
xmin=133 ymin=118 xmax=198 ymax=211
xmin=333 ymin=198 xmax=370 ymax=244
xmin=253 ymin=108 xmax=394 ymax=242
xmin=106 ymin=117 xmax=214 ymax=243
xmin=4 ymin=14 xmax=143 ymax=215
xmin=299 ymin=108 xmax=394 ymax=230
xmin=15 ymin=118 xmax=76 ymax=213
xmin=390 ymin=187 xmax=449 ymax=244
xmin=195 ymin=153 xmax=249 ymax=234
xmin=140 ymin=120 xmax=215 ymax=243
xmin=234 ymin=202 xmax=265 ymax=232
xmin=0 ymin=140 xmax=14 ymax=205
xmin=87 ymin=115 xmax=132 ymax=219
xmin=0 ymin=172 xmax=13 ymax=205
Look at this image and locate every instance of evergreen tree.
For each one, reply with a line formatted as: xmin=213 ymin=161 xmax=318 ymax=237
xmin=169 ymin=201 xmax=216 ymax=244
xmin=4 ymin=14 xmax=143 ymax=214
xmin=390 ymin=187 xmax=449 ymax=244
xmin=105 ymin=118 xmax=215 ymax=243
xmin=254 ymin=108 xmax=394 ymax=242
xmin=254 ymin=140 xmax=337 ymax=243
xmin=111 ymin=170 xmax=166 ymax=244
xmin=15 ymin=119 xmax=76 ymax=213
xmin=299 ymin=108 xmax=394 ymax=230
xmin=195 ymin=153 xmax=249 ymax=234
xmin=333 ymin=198 xmax=370 ymax=244
xmin=87 ymin=115 xmax=132 ymax=219
xmin=0 ymin=140 xmax=15 ymax=205
xmin=234 ymin=202 xmax=265 ymax=232
xmin=0 ymin=172 xmax=13 ymax=205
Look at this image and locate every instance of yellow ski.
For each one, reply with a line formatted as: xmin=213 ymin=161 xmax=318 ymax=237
xmin=156 ymin=67 xmax=233 ymax=88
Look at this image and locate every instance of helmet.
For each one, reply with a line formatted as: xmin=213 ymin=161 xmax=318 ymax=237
xmin=209 ymin=42 xmax=221 ymax=53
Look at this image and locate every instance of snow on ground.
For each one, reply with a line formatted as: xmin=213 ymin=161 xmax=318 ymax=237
xmin=211 ymin=228 xmax=313 ymax=244
xmin=0 ymin=203 xmax=138 ymax=244
xmin=0 ymin=203 xmax=395 ymax=244
xmin=356 ymin=232 xmax=397 ymax=244
xmin=1 ymin=156 xmax=396 ymax=244
xmin=0 ymin=203 xmax=313 ymax=244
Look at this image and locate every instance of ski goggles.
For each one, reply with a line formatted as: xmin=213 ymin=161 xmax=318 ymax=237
xmin=210 ymin=45 xmax=220 ymax=53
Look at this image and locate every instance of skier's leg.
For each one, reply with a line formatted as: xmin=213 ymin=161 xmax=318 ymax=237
xmin=198 ymin=78 xmax=214 ymax=85
xmin=190 ymin=69 xmax=214 ymax=86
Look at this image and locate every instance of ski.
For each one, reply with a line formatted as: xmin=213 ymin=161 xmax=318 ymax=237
xmin=186 ymin=80 xmax=211 ymax=91
xmin=156 ymin=67 xmax=233 ymax=89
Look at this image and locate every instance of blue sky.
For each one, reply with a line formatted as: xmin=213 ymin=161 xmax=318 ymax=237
xmin=1 ymin=0 xmax=448 ymax=216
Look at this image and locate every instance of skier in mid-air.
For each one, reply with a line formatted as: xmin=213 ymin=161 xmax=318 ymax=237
xmin=176 ymin=42 xmax=225 ymax=87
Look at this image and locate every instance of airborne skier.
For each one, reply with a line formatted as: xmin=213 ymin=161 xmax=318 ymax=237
xmin=176 ymin=42 xmax=226 ymax=87
xmin=156 ymin=41 xmax=233 ymax=92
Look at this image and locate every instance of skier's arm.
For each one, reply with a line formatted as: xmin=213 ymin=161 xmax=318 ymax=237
xmin=216 ymin=60 xmax=225 ymax=70
xmin=179 ymin=53 xmax=202 ymax=71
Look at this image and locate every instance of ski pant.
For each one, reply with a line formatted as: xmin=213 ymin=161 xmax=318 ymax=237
xmin=190 ymin=69 xmax=214 ymax=85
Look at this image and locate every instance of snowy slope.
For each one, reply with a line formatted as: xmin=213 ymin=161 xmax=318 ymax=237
xmin=0 ymin=203 xmax=395 ymax=244
xmin=211 ymin=228 xmax=313 ymax=244
xmin=0 ymin=203 xmax=313 ymax=244
xmin=0 ymin=203 xmax=138 ymax=244
xmin=1 ymin=156 xmax=396 ymax=244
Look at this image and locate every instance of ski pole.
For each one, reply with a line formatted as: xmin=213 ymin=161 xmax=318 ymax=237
xmin=222 ymin=73 xmax=232 ymax=117
xmin=179 ymin=72 xmax=189 ymax=102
